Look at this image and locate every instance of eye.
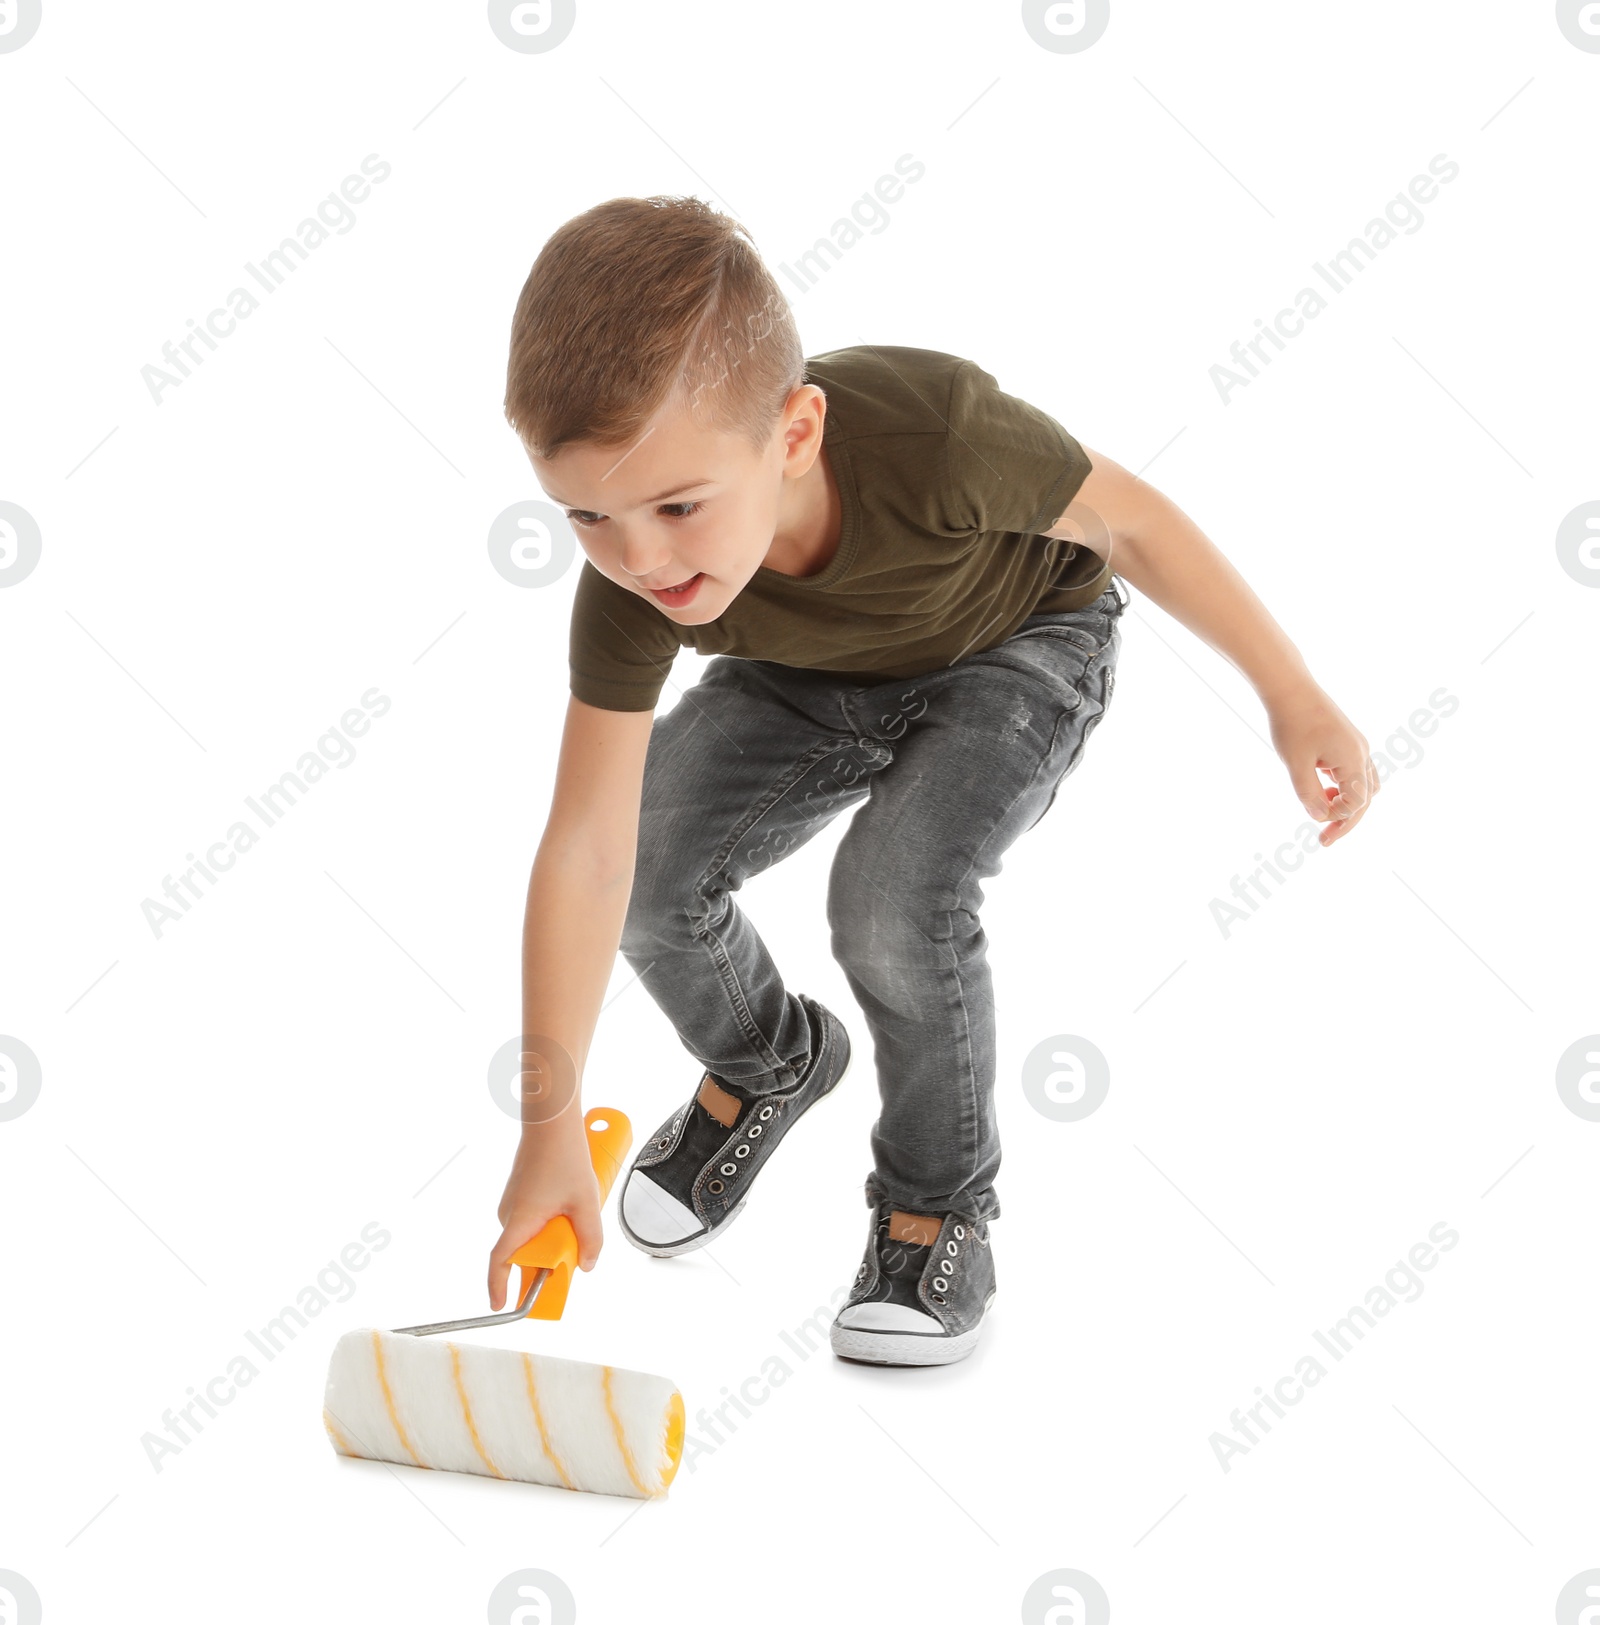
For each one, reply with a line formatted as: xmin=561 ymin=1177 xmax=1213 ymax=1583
xmin=562 ymin=500 xmax=705 ymax=529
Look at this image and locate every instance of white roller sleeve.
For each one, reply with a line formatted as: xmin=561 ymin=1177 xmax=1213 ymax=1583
xmin=323 ymin=1328 xmax=684 ymax=1498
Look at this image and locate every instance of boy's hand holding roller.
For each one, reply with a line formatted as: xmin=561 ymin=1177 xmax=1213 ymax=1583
xmin=488 ymin=1061 xmax=606 ymax=1311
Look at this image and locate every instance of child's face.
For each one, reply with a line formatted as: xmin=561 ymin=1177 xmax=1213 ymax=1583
xmin=525 ymin=385 xmax=824 ymax=625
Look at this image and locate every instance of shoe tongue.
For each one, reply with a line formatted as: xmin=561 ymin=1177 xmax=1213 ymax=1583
xmin=887 ymin=1209 xmax=942 ymax=1246
xmin=696 ymin=1073 xmax=743 ymax=1128
xmin=878 ymin=1243 xmax=925 ymax=1288
xmin=877 ymin=1222 xmax=935 ymax=1306
xmin=874 ymin=1209 xmax=940 ymax=1298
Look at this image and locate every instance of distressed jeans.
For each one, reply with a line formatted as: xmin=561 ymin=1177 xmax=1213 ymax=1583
xmin=617 ymin=578 xmax=1128 ymax=1225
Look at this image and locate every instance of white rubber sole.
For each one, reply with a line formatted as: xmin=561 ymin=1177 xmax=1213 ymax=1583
xmin=830 ymin=1291 xmax=996 ymax=1366
xmin=620 ymin=1026 xmax=853 ymax=1259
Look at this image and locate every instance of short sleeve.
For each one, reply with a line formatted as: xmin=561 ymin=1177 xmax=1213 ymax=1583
xmin=944 ymin=358 xmax=1092 ymax=537
xmin=568 ymin=560 xmax=682 ymax=712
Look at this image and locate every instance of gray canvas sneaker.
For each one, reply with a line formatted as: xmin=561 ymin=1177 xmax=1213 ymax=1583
xmin=618 ymin=993 xmax=852 ymax=1257
xmin=830 ymin=1188 xmax=997 ymax=1365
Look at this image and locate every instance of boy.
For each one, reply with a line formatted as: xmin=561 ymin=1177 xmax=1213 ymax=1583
xmin=487 ymin=195 xmax=1376 ymax=1366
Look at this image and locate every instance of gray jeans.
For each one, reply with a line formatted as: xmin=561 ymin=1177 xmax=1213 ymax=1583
xmin=618 ymin=578 xmax=1128 ymax=1225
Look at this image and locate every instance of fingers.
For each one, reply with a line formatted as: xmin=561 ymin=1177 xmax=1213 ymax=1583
xmin=487 ymin=1223 xmax=538 ymax=1310
xmin=1291 ymin=763 xmax=1334 ymax=824
xmin=487 ymin=1241 xmax=511 ymax=1312
xmin=1324 ymin=761 xmax=1371 ymax=820
xmin=1319 ymin=756 xmax=1381 ymax=845
xmin=488 ymin=1203 xmax=601 ymax=1305
xmin=569 ymin=1201 xmax=605 ymax=1272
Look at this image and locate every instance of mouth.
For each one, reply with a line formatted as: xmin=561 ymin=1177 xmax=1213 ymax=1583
xmin=645 ymin=572 xmax=705 ymax=607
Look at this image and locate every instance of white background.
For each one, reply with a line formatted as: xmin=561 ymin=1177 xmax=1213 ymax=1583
xmin=2 ymin=2 xmax=1595 ymax=1621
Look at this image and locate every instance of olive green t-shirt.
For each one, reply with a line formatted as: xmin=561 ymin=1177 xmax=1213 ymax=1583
xmin=568 ymin=345 xmax=1113 ymax=712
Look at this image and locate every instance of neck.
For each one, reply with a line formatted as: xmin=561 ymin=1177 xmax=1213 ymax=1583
xmin=765 ymin=444 xmax=840 ymax=577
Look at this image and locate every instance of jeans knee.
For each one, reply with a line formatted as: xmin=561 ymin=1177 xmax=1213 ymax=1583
xmin=621 ymin=863 xmax=693 ymax=959
xmin=620 ymin=853 xmax=732 ymax=960
xmin=828 ymin=864 xmax=943 ymax=978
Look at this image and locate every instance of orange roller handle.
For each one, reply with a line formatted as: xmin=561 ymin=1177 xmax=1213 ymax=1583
xmin=507 ymin=1106 xmax=632 ymax=1321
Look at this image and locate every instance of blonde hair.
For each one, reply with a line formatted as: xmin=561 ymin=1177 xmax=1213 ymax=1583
xmin=504 ymin=195 xmax=805 ymax=461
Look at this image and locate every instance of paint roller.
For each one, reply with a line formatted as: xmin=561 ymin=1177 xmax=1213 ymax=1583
xmin=322 ymin=1106 xmax=685 ymax=1498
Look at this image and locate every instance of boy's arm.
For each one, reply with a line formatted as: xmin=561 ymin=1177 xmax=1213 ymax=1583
xmin=1048 ymin=446 xmax=1378 ymax=845
xmin=487 ymin=694 xmax=654 ymax=1309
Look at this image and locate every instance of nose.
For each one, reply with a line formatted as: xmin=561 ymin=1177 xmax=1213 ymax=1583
xmin=615 ymin=527 xmax=673 ymax=582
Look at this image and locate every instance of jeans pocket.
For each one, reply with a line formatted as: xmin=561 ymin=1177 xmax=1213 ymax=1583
xmin=1022 ymin=627 xmax=1119 ymax=832
xmin=1010 ymin=612 xmax=1112 ymax=665
xmin=1039 ymin=624 xmax=1102 ymax=654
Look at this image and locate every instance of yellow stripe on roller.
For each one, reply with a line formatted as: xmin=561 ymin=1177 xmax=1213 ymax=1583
xmin=602 ymin=1365 xmax=651 ymax=1497
xmin=520 ymin=1353 xmax=576 ymax=1491
xmin=369 ymin=1330 xmax=424 ymax=1467
xmin=660 ymin=1390 xmax=686 ymax=1490
xmin=323 ymin=1409 xmax=362 ymax=1457
xmin=448 ymin=1342 xmax=507 ymax=1479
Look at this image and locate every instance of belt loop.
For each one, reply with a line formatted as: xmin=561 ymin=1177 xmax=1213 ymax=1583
xmin=1111 ymin=573 xmax=1130 ymax=612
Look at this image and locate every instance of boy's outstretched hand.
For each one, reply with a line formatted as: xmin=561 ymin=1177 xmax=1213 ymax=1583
xmin=1267 ymin=685 xmax=1379 ymax=847
xmin=488 ymin=1119 xmax=606 ymax=1311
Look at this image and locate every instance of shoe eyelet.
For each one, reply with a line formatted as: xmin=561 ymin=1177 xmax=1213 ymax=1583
xmin=720 ymin=1162 xmax=737 ymax=1176
xmin=931 ymin=1281 xmax=946 ymax=1297
xmin=939 ymin=1259 xmax=954 ymax=1275
xmin=954 ymin=1224 xmax=965 ymax=1240
xmin=708 ymin=1178 xmax=724 ymax=1193
xmin=946 ymin=1240 xmax=958 ymax=1255
xmin=734 ymin=1144 xmax=751 ymax=1158
xmin=759 ymin=1105 xmax=774 ymax=1120
xmin=748 ymin=1124 xmax=763 ymax=1137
